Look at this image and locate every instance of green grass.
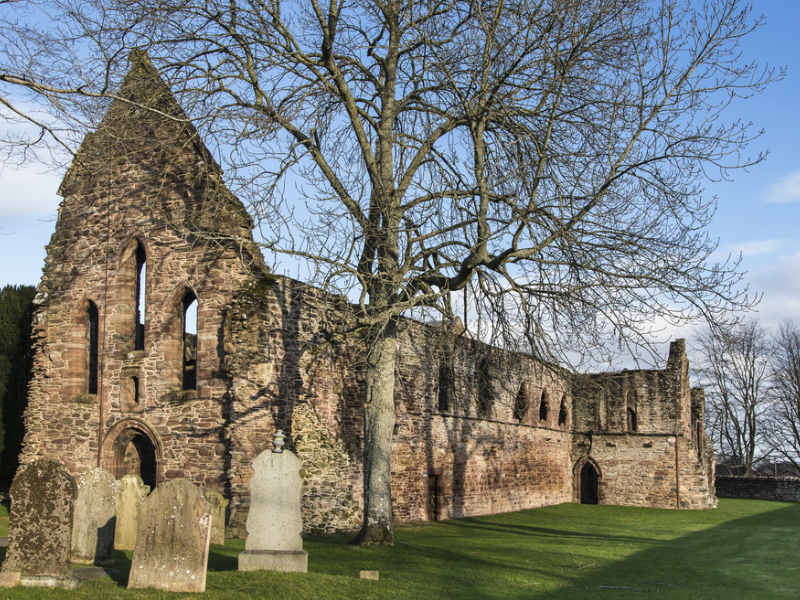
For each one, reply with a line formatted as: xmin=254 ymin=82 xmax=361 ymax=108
xmin=0 ymin=499 xmax=797 ymax=598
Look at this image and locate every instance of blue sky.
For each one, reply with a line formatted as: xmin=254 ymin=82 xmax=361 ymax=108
xmin=1 ymin=2 xmax=799 ymax=344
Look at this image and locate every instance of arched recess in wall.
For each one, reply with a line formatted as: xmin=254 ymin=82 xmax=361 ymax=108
xmin=117 ymin=236 xmax=150 ymax=351
xmin=101 ymin=418 xmax=161 ymax=490
xmin=626 ymin=390 xmax=638 ymax=432
xmin=87 ymin=300 xmax=99 ymax=395
xmin=165 ymin=282 xmax=200 ymax=392
xmin=513 ymin=382 xmax=529 ymax=422
xmin=573 ymin=457 xmax=602 ymax=505
xmin=558 ymin=394 xmax=568 ymax=427
xmin=539 ymin=389 xmax=549 ymax=422
xmin=181 ymin=289 xmax=198 ymax=390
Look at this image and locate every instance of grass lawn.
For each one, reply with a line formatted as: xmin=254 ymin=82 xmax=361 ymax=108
xmin=0 ymin=498 xmax=796 ymax=598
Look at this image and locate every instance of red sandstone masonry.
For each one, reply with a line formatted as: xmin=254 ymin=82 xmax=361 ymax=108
xmin=20 ymin=52 xmax=716 ymax=539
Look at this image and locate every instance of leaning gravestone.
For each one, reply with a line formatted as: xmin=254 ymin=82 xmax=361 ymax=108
xmin=114 ymin=474 xmax=149 ymax=551
xmin=0 ymin=458 xmax=79 ymax=589
xmin=127 ymin=479 xmax=212 ymax=593
xmin=71 ymin=467 xmax=119 ymax=564
xmin=204 ymin=489 xmax=229 ymax=545
xmin=238 ymin=430 xmax=308 ymax=573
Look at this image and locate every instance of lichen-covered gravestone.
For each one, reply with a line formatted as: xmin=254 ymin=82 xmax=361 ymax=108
xmin=238 ymin=430 xmax=308 ymax=573
xmin=71 ymin=467 xmax=119 ymax=564
xmin=114 ymin=474 xmax=149 ymax=551
xmin=204 ymin=489 xmax=229 ymax=545
xmin=127 ymin=478 xmax=212 ymax=593
xmin=0 ymin=458 xmax=79 ymax=590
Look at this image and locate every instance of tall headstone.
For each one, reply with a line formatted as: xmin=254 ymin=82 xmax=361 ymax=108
xmin=71 ymin=467 xmax=119 ymax=564
xmin=127 ymin=479 xmax=212 ymax=593
xmin=204 ymin=489 xmax=229 ymax=545
xmin=0 ymin=458 xmax=79 ymax=589
xmin=114 ymin=474 xmax=149 ymax=551
xmin=238 ymin=430 xmax=308 ymax=573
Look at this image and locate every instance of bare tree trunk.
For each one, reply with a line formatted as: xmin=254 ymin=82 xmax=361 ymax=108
xmin=355 ymin=321 xmax=397 ymax=545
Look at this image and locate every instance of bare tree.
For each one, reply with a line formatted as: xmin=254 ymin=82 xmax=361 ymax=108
xmin=696 ymin=321 xmax=772 ymax=475
xmin=766 ymin=321 xmax=800 ymax=473
xmin=0 ymin=1 xmax=778 ymax=542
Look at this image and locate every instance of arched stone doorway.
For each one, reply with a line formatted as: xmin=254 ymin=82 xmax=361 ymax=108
xmin=574 ymin=457 xmax=601 ymax=505
xmin=580 ymin=461 xmax=599 ymax=504
xmin=102 ymin=419 xmax=161 ymax=490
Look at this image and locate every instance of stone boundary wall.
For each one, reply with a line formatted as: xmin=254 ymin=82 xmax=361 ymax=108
xmin=715 ymin=476 xmax=800 ymax=502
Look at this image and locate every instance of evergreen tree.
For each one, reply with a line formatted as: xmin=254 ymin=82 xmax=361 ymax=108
xmin=0 ymin=285 xmax=36 ymax=488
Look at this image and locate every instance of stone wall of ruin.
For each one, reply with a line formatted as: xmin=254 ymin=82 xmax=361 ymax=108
xmin=20 ymin=51 xmax=716 ymax=540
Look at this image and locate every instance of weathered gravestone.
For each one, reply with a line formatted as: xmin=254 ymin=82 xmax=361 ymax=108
xmin=127 ymin=478 xmax=212 ymax=593
xmin=238 ymin=430 xmax=308 ymax=573
xmin=0 ymin=458 xmax=79 ymax=589
xmin=204 ymin=489 xmax=228 ymax=545
xmin=71 ymin=467 xmax=119 ymax=564
xmin=114 ymin=474 xmax=149 ymax=551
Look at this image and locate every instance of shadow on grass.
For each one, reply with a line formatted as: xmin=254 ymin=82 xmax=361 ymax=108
xmin=534 ymin=502 xmax=800 ymax=600
xmin=437 ymin=516 xmax=655 ymax=544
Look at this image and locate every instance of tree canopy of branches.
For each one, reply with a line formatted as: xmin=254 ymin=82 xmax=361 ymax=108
xmin=0 ymin=0 xmax=778 ymax=541
xmin=695 ymin=321 xmax=772 ymax=475
xmin=767 ymin=322 xmax=800 ymax=473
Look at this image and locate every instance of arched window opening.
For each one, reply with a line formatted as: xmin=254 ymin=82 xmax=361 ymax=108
xmin=513 ymin=383 xmax=529 ymax=422
xmin=476 ymin=357 xmax=492 ymax=418
xmin=627 ymin=407 xmax=638 ymax=432
xmin=134 ymin=242 xmax=146 ymax=350
xmin=87 ymin=301 xmax=99 ymax=395
xmin=539 ymin=390 xmax=549 ymax=422
xmin=437 ymin=357 xmax=453 ymax=412
xmin=558 ymin=396 xmax=568 ymax=426
xmin=182 ymin=291 xmax=198 ymax=390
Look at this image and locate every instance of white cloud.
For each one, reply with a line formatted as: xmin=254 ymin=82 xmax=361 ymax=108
xmin=730 ymin=239 xmax=784 ymax=258
xmin=765 ymin=170 xmax=800 ymax=204
xmin=0 ymin=164 xmax=62 ymax=216
xmin=748 ymin=248 xmax=800 ymax=328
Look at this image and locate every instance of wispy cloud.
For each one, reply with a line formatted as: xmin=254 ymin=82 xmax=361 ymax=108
xmin=765 ymin=170 xmax=800 ymax=204
xmin=727 ymin=239 xmax=785 ymax=258
xmin=0 ymin=164 xmax=62 ymax=216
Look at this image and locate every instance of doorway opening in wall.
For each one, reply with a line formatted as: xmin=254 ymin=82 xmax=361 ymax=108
xmin=427 ymin=473 xmax=441 ymax=521
xmin=108 ymin=426 xmax=158 ymax=490
xmin=580 ymin=462 xmax=599 ymax=504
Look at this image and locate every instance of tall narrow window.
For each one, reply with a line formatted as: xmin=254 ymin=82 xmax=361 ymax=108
xmin=513 ymin=383 xmax=529 ymax=422
xmin=437 ymin=358 xmax=453 ymax=412
xmin=627 ymin=407 xmax=638 ymax=432
xmin=88 ymin=301 xmax=99 ymax=394
xmin=558 ymin=396 xmax=568 ymax=426
xmin=182 ymin=290 xmax=198 ymax=390
xmin=539 ymin=390 xmax=549 ymax=422
xmin=134 ymin=242 xmax=146 ymax=350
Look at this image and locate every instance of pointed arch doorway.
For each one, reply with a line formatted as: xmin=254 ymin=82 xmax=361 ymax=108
xmin=102 ymin=419 xmax=161 ymax=490
xmin=574 ymin=458 xmax=601 ymax=505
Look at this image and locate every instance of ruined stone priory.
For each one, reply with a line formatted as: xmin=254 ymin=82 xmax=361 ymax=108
xmin=19 ymin=51 xmax=716 ymax=539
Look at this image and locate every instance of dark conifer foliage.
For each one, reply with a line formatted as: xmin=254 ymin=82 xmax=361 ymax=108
xmin=0 ymin=285 xmax=36 ymax=488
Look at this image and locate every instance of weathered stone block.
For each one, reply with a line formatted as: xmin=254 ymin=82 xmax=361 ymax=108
xmin=114 ymin=474 xmax=149 ymax=551
xmin=204 ymin=489 xmax=228 ymax=545
xmin=128 ymin=478 xmax=212 ymax=593
xmin=71 ymin=467 xmax=119 ymax=564
xmin=239 ymin=436 xmax=307 ymax=573
xmin=0 ymin=458 xmax=79 ymax=590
